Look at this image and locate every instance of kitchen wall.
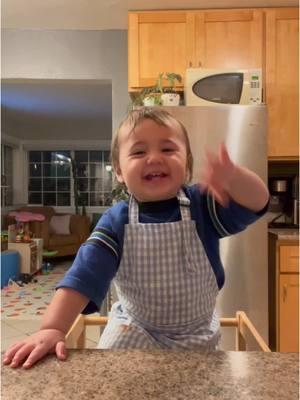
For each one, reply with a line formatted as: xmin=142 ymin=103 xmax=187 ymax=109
xmin=1 ymin=28 xmax=129 ymax=207
xmin=2 ymin=29 xmax=129 ymax=134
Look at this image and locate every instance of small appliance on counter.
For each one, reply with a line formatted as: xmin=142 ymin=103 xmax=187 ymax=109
xmin=185 ymin=68 xmax=262 ymax=106
xmin=268 ymin=176 xmax=299 ymax=229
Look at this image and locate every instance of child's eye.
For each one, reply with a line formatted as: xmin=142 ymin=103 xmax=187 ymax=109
xmin=131 ymin=150 xmax=145 ymax=156
xmin=162 ymin=148 xmax=175 ymax=153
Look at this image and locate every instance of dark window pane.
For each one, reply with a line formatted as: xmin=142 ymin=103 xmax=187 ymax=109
xmin=90 ymin=151 xmax=102 ymax=162
xmin=74 ymin=151 xmax=88 ymax=162
xmin=79 ymin=192 xmax=88 ymax=206
xmin=57 ymin=162 xmax=70 ymax=177
xmin=43 ymin=178 xmax=56 ymax=191
xmin=90 ymin=192 xmax=103 ymax=206
xmin=90 ymin=178 xmax=103 ymax=191
xmin=56 ymin=150 xmax=70 ymax=158
xmin=103 ymin=177 xmax=112 ymax=191
xmin=28 ymin=192 xmax=42 ymax=204
xmin=57 ymin=178 xmax=70 ymax=191
xmin=29 ymin=163 xmax=42 ymax=177
xmin=57 ymin=193 xmax=70 ymax=206
xmin=78 ymin=178 xmax=88 ymax=192
xmin=43 ymin=151 xmax=58 ymax=162
xmin=29 ymin=151 xmax=41 ymax=162
xmin=77 ymin=163 xmax=88 ymax=177
xmin=103 ymin=192 xmax=113 ymax=206
xmin=103 ymin=151 xmax=110 ymax=162
xmin=43 ymin=192 xmax=56 ymax=206
xmin=29 ymin=178 xmax=42 ymax=191
xmin=90 ymin=164 xmax=103 ymax=178
xmin=43 ymin=163 xmax=56 ymax=177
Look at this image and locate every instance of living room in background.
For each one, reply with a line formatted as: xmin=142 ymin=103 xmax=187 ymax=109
xmin=28 ymin=150 xmax=113 ymax=208
xmin=1 ymin=144 xmax=14 ymax=206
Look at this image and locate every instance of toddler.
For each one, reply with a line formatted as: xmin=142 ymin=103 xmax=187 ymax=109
xmin=3 ymin=108 xmax=269 ymax=368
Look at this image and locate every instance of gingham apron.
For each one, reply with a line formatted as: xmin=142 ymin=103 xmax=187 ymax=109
xmin=98 ymin=189 xmax=220 ymax=350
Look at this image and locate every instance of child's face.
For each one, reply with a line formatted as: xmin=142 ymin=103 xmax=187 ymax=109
xmin=115 ymin=119 xmax=188 ymax=202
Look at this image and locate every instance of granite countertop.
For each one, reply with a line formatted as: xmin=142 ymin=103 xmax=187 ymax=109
xmin=2 ymin=350 xmax=298 ymax=400
xmin=268 ymin=228 xmax=299 ymax=241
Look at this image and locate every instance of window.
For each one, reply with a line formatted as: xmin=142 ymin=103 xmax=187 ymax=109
xmin=28 ymin=150 xmax=112 ymax=207
xmin=1 ymin=144 xmax=13 ymax=206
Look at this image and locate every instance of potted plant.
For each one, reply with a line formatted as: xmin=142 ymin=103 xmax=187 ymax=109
xmin=129 ymin=73 xmax=164 ymax=108
xmin=161 ymin=72 xmax=182 ymax=106
xmin=141 ymin=72 xmax=164 ymax=106
xmin=129 ymin=72 xmax=182 ymax=108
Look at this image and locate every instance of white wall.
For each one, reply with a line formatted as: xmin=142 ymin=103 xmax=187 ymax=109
xmin=1 ymin=29 xmax=129 ymax=210
xmin=2 ymin=29 xmax=129 ymax=133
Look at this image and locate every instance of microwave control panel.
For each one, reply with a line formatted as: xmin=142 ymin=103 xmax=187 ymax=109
xmin=249 ymin=74 xmax=262 ymax=104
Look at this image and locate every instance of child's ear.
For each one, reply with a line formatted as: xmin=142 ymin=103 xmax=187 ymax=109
xmin=114 ymin=165 xmax=124 ymax=183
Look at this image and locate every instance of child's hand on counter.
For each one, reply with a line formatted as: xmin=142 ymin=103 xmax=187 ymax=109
xmin=3 ymin=328 xmax=67 ymax=369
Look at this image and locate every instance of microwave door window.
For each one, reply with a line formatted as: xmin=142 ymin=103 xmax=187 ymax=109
xmin=192 ymin=73 xmax=243 ymax=104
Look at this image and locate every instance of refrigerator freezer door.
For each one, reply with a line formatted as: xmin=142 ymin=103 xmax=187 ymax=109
xmin=165 ymin=105 xmax=268 ymax=349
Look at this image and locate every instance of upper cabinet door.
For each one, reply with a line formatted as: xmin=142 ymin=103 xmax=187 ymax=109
xmin=128 ymin=12 xmax=195 ymax=90
xmin=265 ymin=8 xmax=299 ymax=159
xmin=195 ymin=10 xmax=264 ymax=68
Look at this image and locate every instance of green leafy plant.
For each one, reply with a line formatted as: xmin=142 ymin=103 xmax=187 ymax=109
xmin=129 ymin=72 xmax=182 ymax=108
xmin=111 ymin=183 xmax=129 ymax=203
xmin=163 ymin=72 xmax=182 ymax=93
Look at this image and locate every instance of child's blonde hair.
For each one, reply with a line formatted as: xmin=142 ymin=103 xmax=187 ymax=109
xmin=111 ymin=107 xmax=194 ymax=183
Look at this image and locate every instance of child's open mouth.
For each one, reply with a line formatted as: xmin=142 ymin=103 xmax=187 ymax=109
xmin=144 ymin=173 xmax=168 ymax=181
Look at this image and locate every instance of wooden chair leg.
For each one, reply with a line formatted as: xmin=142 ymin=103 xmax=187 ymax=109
xmin=65 ymin=314 xmax=85 ymax=349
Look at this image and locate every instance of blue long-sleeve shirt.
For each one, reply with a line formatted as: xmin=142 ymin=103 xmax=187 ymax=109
xmin=56 ymin=184 xmax=268 ymax=314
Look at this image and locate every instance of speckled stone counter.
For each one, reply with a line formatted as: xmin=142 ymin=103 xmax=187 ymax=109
xmin=2 ymin=350 xmax=298 ymax=399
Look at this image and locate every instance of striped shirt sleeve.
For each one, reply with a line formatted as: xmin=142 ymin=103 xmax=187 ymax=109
xmin=206 ymin=190 xmax=269 ymax=238
xmin=85 ymin=227 xmax=119 ymax=260
xmin=206 ymin=193 xmax=231 ymax=238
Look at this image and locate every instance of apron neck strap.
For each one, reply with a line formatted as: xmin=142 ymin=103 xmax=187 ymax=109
xmin=128 ymin=188 xmax=191 ymax=224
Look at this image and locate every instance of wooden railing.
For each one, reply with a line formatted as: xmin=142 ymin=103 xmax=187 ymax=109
xmin=66 ymin=311 xmax=271 ymax=352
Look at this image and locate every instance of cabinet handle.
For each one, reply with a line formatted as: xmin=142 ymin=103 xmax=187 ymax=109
xmin=198 ymin=61 xmax=202 ymax=67
xmin=283 ymin=285 xmax=287 ymax=302
xmin=189 ymin=61 xmax=192 ymax=68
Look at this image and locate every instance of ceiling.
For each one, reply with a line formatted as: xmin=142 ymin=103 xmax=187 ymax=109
xmin=2 ymin=0 xmax=298 ymax=141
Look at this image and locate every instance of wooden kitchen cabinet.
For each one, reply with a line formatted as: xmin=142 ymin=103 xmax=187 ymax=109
xmin=269 ymin=235 xmax=299 ymax=352
xmin=128 ymin=11 xmax=195 ymax=89
xmin=279 ymin=274 xmax=299 ymax=352
xmin=194 ymin=9 xmax=263 ymax=69
xmin=265 ymin=8 xmax=299 ymax=159
xmin=128 ymin=7 xmax=299 ymax=159
xmin=128 ymin=9 xmax=263 ymax=90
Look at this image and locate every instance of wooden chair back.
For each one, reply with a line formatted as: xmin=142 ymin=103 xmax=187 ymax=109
xmin=66 ymin=311 xmax=271 ymax=352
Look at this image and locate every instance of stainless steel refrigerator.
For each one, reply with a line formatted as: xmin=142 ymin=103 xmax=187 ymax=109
xmin=166 ymin=105 xmax=268 ymax=350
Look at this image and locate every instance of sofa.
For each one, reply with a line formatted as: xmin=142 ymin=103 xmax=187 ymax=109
xmin=5 ymin=206 xmax=91 ymax=257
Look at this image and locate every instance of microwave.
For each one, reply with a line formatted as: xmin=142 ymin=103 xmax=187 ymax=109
xmin=185 ymin=68 xmax=262 ymax=106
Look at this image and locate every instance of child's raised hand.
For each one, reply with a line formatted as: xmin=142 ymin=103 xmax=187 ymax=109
xmin=3 ymin=328 xmax=67 ymax=369
xmin=200 ymin=143 xmax=236 ymax=207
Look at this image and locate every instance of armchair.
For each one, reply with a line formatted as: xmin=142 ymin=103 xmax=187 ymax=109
xmin=6 ymin=206 xmax=90 ymax=257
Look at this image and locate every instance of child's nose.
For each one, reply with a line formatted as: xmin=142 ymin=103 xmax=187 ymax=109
xmin=146 ymin=151 xmax=163 ymax=164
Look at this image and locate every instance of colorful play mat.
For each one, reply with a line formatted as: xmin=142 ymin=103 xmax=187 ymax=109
xmin=1 ymin=263 xmax=69 ymax=320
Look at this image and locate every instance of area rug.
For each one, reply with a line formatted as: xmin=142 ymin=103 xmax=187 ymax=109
xmin=1 ymin=262 xmax=70 ymax=320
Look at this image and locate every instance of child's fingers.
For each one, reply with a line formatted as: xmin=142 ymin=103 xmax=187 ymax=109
xmin=55 ymin=341 xmax=67 ymax=361
xmin=3 ymin=342 xmax=26 ymax=365
xmin=22 ymin=343 xmax=52 ymax=369
xmin=219 ymin=143 xmax=232 ymax=165
xmin=205 ymin=149 xmax=219 ymax=167
xmin=9 ymin=343 xmax=36 ymax=368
